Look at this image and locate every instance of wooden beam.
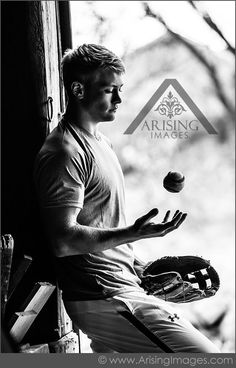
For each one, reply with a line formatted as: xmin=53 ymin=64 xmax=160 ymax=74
xmin=1 ymin=234 xmax=14 ymax=316
xmin=56 ymin=287 xmax=72 ymax=337
xmin=9 ymin=282 xmax=55 ymax=343
xmin=58 ymin=1 xmax=72 ymax=53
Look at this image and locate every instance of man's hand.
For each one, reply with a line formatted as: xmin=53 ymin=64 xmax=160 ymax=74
xmin=42 ymin=206 xmax=187 ymax=257
xmin=131 ymin=208 xmax=187 ymax=240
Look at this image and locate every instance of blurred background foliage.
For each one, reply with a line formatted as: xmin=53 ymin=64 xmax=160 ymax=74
xmin=70 ymin=1 xmax=235 ymax=352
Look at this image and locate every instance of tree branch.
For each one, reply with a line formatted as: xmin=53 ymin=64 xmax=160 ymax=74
xmin=143 ymin=2 xmax=235 ymax=120
xmin=188 ymin=0 xmax=235 ymax=55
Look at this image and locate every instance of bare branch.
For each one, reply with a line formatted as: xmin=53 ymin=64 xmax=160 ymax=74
xmin=143 ymin=2 xmax=235 ymax=120
xmin=188 ymin=0 xmax=235 ymax=55
xmin=86 ymin=1 xmax=110 ymax=44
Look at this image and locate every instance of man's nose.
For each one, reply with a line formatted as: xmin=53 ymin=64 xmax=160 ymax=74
xmin=112 ymin=91 xmax=122 ymax=104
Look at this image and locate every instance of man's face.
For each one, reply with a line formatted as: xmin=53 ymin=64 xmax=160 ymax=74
xmin=82 ymin=69 xmax=124 ymax=123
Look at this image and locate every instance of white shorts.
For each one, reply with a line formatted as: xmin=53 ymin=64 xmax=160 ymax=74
xmin=64 ymin=290 xmax=220 ymax=353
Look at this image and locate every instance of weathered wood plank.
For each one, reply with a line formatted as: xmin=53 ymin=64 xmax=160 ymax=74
xmin=9 ymin=282 xmax=56 ymax=343
xmin=19 ymin=343 xmax=50 ymax=353
xmin=1 ymin=234 xmax=14 ymax=316
xmin=56 ymin=288 xmax=72 ymax=337
xmin=41 ymin=1 xmax=62 ymax=132
xmin=48 ymin=331 xmax=79 ymax=353
xmin=28 ymin=1 xmax=49 ymax=136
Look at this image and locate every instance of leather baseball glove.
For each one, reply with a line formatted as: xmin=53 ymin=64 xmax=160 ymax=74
xmin=140 ymin=256 xmax=220 ymax=303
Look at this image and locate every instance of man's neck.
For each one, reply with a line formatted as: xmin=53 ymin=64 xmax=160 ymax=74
xmin=64 ymin=103 xmax=99 ymax=136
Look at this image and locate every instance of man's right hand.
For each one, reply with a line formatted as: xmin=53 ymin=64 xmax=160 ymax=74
xmin=129 ymin=208 xmax=187 ymax=240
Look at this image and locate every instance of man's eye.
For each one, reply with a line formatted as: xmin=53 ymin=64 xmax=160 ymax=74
xmin=104 ymin=87 xmax=123 ymax=94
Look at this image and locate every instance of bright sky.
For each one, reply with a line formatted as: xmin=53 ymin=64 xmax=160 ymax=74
xmin=70 ymin=1 xmax=235 ymax=56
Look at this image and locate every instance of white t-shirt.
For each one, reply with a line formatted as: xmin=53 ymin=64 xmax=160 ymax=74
xmin=34 ymin=118 xmax=142 ymax=300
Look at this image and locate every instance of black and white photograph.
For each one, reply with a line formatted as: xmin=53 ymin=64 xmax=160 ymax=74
xmin=1 ymin=0 xmax=235 ymax=365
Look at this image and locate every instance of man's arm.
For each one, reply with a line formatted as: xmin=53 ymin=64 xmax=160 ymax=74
xmin=41 ymin=207 xmax=187 ymax=257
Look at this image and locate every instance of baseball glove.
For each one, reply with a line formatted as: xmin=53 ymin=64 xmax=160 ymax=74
xmin=140 ymin=256 xmax=220 ymax=303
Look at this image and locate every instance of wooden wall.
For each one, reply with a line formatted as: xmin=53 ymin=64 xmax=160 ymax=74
xmin=2 ymin=1 xmax=45 ymax=259
xmin=1 ymin=1 xmax=73 ymax=347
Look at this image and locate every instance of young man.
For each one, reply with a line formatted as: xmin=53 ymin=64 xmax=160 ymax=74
xmin=34 ymin=44 xmax=220 ymax=353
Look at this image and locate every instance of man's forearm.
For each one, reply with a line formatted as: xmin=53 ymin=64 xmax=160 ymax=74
xmin=56 ymin=223 xmax=137 ymax=257
xmin=49 ymin=208 xmax=187 ymax=257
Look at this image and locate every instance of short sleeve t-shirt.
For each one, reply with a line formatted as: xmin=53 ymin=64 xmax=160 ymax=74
xmin=34 ymin=118 xmax=141 ymax=300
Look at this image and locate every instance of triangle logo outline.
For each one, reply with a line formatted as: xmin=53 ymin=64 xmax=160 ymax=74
xmin=123 ymin=79 xmax=217 ymax=135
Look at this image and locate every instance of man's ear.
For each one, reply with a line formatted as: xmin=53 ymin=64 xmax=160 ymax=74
xmin=71 ymin=82 xmax=84 ymax=99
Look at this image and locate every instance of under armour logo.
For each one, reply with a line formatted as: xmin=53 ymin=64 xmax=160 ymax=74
xmin=168 ymin=313 xmax=180 ymax=322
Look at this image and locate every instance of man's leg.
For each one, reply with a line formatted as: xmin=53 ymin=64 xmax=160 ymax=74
xmin=65 ymin=300 xmax=165 ymax=352
xmin=64 ymin=290 xmax=220 ymax=353
xmin=90 ymin=339 xmax=116 ymax=353
xmin=113 ymin=291 xmax=221 ymax=353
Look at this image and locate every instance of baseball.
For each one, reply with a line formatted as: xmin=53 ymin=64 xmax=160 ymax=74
xmin=163 ymin=171 xmax=185 ymax=193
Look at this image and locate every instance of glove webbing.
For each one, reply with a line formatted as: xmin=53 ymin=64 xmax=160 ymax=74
xmin=162 ymin=281 xmax=191 ymax=303
xmin=184 ymin=268 xmax=212 ymax=290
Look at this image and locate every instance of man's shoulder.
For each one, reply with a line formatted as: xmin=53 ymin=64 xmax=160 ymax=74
xmin=39 ymin=121 xmax=88 ymax=158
